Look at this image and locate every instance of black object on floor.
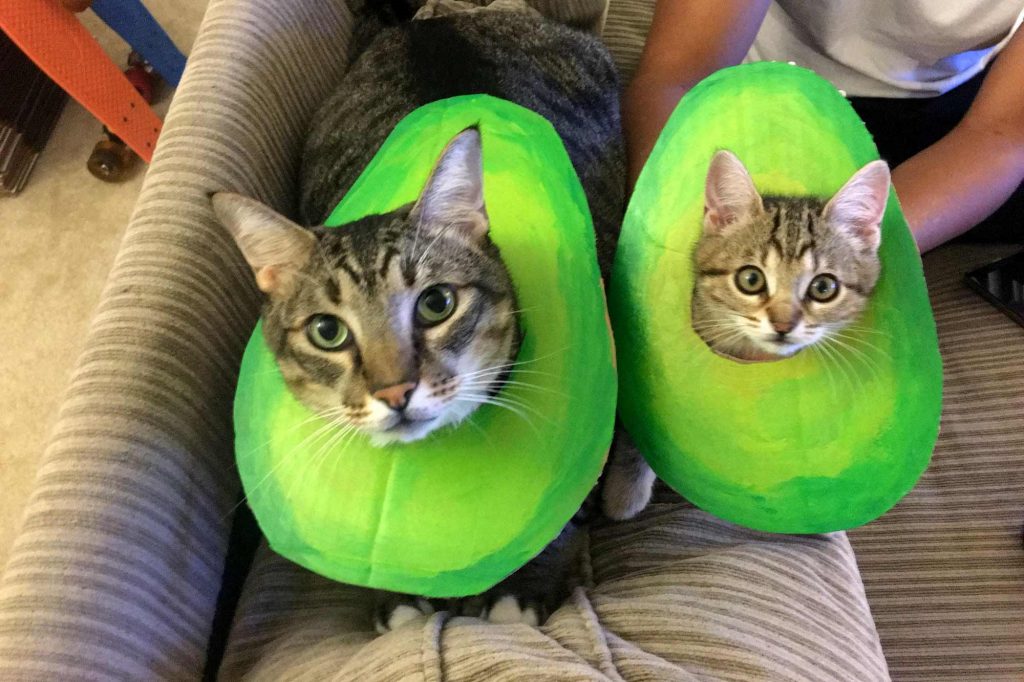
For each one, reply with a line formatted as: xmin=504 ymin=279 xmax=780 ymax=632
xmin=0 ymin=30 xmax=68 ymax=196
xmin=965 ymin=250 xmax=1024 ymax=329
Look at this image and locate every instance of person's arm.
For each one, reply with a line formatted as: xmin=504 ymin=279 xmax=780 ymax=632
xmin=893 ymin=28 xmax=1024 ymax=252
xmin=623 ymin=0 xmax=771 ymax=184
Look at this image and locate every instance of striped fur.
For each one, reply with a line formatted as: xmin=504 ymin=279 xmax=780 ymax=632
xmin=692 ymin=153 xmax=886 ymax=362
xmin=295 ymin=0 xmax=627 ymax=624
xmin=300 ymin=7 xmax=625 ymax=277
xmin=217 ymin=130 xmax=522 ymax=447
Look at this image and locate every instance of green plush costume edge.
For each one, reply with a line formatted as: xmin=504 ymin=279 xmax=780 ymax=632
xmin=234 ymin=95 xmax=616 ymax=597
xmin=610 ymin=62 xmax=942 ymax=534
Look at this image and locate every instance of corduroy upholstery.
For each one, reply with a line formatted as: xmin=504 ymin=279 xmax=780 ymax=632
xmin=0 ymin=0 xmax=1020 ymax=679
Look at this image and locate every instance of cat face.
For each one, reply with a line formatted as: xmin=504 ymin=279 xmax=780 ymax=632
xmin=215 ymin=129 xmax=521 ymax=444
xmin=691 ymin=150 xmax=890 ymax=361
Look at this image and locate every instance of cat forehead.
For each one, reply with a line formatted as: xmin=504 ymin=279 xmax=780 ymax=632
xmin=759 ymin=197 xmax=865 ymax=259
xmin=297 ymin=232 xmax=480 ymax=307
xmin=317 ymin=212 xmax=410 ymax=259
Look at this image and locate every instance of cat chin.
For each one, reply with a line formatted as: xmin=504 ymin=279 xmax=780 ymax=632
xmin=753 ymin=341 xmax=805 ymax=358
xmin=365 ymin=407 xmax=473 ymax=447
xmin=707 ymin=337 xmax=807 ymax=363
xmin=367 ymin=417 xmax=443 ymax=447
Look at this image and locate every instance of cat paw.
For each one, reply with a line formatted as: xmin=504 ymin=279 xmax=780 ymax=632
xmin=601 ymin=461 xmax=655 ymax=521
xmin=483 ymin=595 xmax=541 ymax=627
xmin=374 ymin=597 xmax=435 ymax=634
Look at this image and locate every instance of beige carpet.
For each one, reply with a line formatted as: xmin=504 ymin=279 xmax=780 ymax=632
xmin=0 ymin=1 xmax=208 ymax=570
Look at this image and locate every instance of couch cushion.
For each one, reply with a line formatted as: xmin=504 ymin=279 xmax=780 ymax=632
xmin=219 ymin=497 xmax=889 ymax=681
xmin=0 ymin=0 xmax=361 ymax=678
xmin=849 ymin=244 xmax=1024 ymax=680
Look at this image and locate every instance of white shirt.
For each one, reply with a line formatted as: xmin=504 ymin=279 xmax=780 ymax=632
xmin=746 ymin=0 xmax=1024 ymax=98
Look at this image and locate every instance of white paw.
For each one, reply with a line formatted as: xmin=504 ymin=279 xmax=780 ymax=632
xmin=485 ymin=595 xmax=539 ymax=627
xmin=375 ymin=598 xmax=434 ymax=634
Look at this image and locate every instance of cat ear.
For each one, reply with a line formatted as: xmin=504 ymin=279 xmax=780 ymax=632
xmin=413 ymin=127 xmax=489 ymax=241
xmin=823 ymin=160 xmax=891 ymax=253
xmin=211 ymin=192 xmax=316 ymax=295
xmin=704 ymin=150 xmax=764 ymax=234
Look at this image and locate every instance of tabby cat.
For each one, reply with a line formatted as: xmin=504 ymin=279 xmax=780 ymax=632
xmin=212 ymin=2 xmax=648 ymax=632
xmin=692 ymin=150 xmax=891 ymax=362
xmin=602 ymin=150 xmax=893 ymax=536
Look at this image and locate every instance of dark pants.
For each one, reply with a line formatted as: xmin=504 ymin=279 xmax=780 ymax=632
xmin=849 ymin=71 xmax=1022 ymax=244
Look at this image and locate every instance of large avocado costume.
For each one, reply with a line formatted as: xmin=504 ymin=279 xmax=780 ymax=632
xmin=609 ymin=62 xmax=942 ymax=534
xmin=233 ymin=95 xmax=616 ymax=597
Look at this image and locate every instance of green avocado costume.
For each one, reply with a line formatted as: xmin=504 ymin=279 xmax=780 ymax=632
xmin=233 ymin=95 xmax=616 ymax=597
xmin=609 ymin=62 xmax=942 ymax=534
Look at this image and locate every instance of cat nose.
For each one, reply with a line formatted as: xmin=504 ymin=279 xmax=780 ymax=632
xmin=373 ymin=382 xmax=418 ymax=411
xmin=772 ymin=320 xmax=796 ymax=335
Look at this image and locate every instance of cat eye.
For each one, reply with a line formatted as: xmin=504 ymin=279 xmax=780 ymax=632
xmin=807 ymin=274 xmax=840 ymax=302
xmin=416 ymin=285 xmax=457 ymax=326
xmin=734 ymin=266 xmax=767 ymax=295
xmin=305 ymin=314 xmax=351 ymax=350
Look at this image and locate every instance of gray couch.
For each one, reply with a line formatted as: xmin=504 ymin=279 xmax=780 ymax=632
xmin=0 ymin=0 xmax=1021 ymax=679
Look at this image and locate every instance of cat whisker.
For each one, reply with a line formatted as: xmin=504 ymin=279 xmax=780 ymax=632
xmin=324 ymin=426 xmax=365 ymax=487
xmin=809 ymin=343 xmax=842 ymax=400
xmin=829 ymin=329 xmax=890 ymax=358
xmin=456 ymin=390 xmax=552 ymax=432
xmin=311 ymin=420 xmax=360 ymax=480
xmin=235 ymin=407 xmax=345 ymax=463
xmin=415 ymin=219 xmax=459 ymax=268
xmin=697 ymin=325 xmax=751 ymax=345
xmin=223 ymin=413 xmax=347 ymax=520
xmin=838 ymin=323 xmax=889 ymax=337
xmin=457 ymin=348 xmax=572 ymax=381
xmin=499 ymin=305 xmax=541 ymax=317
xmin=485 ymin=391 xmax=554 ymax=423
xmin=459 ymin=367 xmax=560 ymax=383
xmin=286 ymin=421 xmax=358 ymax=503
xmin=454 ymin=395 xmax=539 ymax=434
xmin=819 ymin=336 xmax=861 ymax=395
xmin=822 ymin=334 xmax=883 ymax=383
xmin=282 ymin=418 xmax=352 ymax=497
xmin=409 ymin=209 xmax=426 ymax=274
xmin=462 ymin=414 xmax=495 ymax=446
xmin=460 ymin=378 xmax=570 ymax=399
xmin=812 ymin=339 xmax=849 ymax=396
xmin=691 ymin=323 xmax=754 ymax=363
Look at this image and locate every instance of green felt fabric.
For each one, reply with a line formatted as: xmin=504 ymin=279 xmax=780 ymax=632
xmin=234 ymin=95 xmax=616 ymax=597
xmin=610 ymin=62 xmax=942 ymax=533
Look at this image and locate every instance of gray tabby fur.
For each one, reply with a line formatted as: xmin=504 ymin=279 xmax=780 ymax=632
xmin=609 ymin=151 xmax=890 ymax=530
xmin=692 ymin=150 xmax=890 ymax=363
xmin=216 ymin=5 xmax=645 ymax=631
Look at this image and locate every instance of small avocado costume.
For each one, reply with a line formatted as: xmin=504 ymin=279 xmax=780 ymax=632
xmin=233 ymin=95 xmax=616 ymax=597
xmin=608 ymin=62 xmax=942 ymax=534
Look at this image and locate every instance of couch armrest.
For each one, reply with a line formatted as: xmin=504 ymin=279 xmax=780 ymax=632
xmin=0 ymin=0 xmax=359 ymax=677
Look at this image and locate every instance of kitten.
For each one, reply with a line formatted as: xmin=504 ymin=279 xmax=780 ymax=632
xmin=602 ymin=151 xmax=891 ymax=530
xmin=692 ymin=150 xmax=891 ymax=362
xmin=214 ymin=5 xmax=648 ymax=632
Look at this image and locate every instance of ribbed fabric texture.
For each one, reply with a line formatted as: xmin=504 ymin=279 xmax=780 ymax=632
xmin=850 ymin=244 xmax=1024 ymax=680
xmin=0 ymin=0 xmax=1019 ymax=679
xmin=218 ymin=500 xmax=889 ymax=681
xmin=0 ymin=0 xmax=359 ymax=678
xmin=603 ymin=0 xmax=654 ymax=84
